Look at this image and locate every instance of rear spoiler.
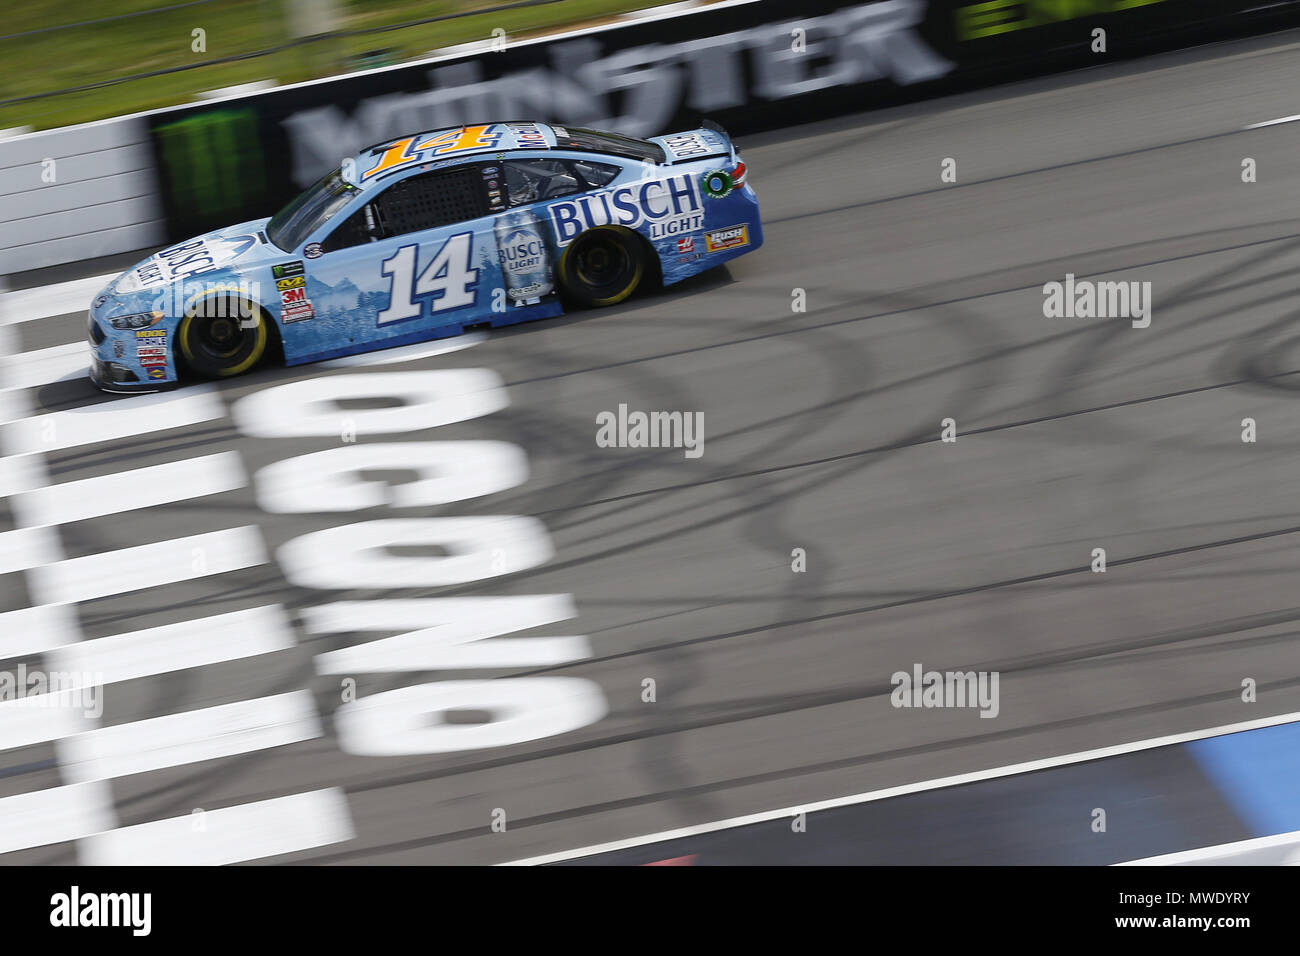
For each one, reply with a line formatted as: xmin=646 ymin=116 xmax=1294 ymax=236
xmin=702 ymin=119 xmax=738 ymax=162
xmin=656 ymin=120 xmax=736 ymax=165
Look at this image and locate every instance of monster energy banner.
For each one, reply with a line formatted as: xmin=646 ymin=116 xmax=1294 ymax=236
xmin=152 ymin=108 xmax=273 ymax=236
xmin=146 ymin=0 xmax=1300 ymax=240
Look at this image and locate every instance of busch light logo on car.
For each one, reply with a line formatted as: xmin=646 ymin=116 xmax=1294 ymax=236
xmin=494 ymin=210 xmax=554 ymax=304
xmin=548 ymin=174 xmax=703 ymax=245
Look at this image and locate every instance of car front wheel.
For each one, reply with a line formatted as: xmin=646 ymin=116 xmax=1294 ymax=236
xmin=177 ymin=299 xmax=269 ymax=378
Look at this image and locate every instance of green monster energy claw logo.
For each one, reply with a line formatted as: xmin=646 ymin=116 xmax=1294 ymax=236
xmin=701 ymin=169 xmax=733 ymax=200
xmin=155 ymin=108 xmax=269 ymax=223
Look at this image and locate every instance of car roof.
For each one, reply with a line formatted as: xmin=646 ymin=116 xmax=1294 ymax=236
xmin=353 ymin=122 xmax=558 ymax=187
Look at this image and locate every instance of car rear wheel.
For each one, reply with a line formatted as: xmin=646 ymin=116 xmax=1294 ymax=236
xmin=178 ymin=298 xmax=269 ymax=378
xmin=557 ymin=227 xmax=645 ymax=307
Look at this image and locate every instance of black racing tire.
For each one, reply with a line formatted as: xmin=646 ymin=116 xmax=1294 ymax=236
xmin=177 ymin=296 xmax=269 ymax=379
xmin=557 ymin=226 xmax=646 ymax=307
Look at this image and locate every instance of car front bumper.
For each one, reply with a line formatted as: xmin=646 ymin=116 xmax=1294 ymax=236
xmin=87 ymin=301 xmax=179 ymax=393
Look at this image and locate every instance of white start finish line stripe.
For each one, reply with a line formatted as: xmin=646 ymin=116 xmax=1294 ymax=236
xmin=27 ymin=526 xmax=267 ymax=605
xmin=0 ymin=342 xmax=86 ymax=390
xmin=0 ymin=386 xmax=27 ymax=425
xmin=0 ymin=310 xmax=122 ymax=846
xmin=0 ymin=452 xmax=42 ymax=496
xmin=1 ymin=385 xmax=226 ymax=455
xmin=0 ymin=525 xmax=61 ymax=574
xmin=0 ymin=689 xmax=99 ymax=751
xmin=0 ymin=273 xmax=117 ymax=326
xmin=0 ymin=604 xmax=79 ymax=661
xmin=48 ymin=605 xmax=295 ymax=689
xmin=58 ymin=691 xmax=321 ymax=784
xmin=0 ymin=782 xmax=117 ymax=855
xmin=2 ymin=332 xmax=484 ymax=392
xmin=78 ymin=788 xmax=355 ymax=865
xmin=14 ymin=451 xmax=247 ymax=527
xmin=501 ymin=710 xmax=1300 ymax=865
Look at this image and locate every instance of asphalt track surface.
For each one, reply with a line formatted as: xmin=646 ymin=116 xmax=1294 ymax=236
xmin=5 ymin=29 xmax=1300 ymax=865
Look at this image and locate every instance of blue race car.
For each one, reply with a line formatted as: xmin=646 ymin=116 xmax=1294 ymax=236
xmin=88 ymin=121 xmax=763 ymax=392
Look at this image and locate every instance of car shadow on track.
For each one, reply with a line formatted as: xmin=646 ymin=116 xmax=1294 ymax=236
xmin=38 ymin=265 xmax=739 ymax=411
xmin=492 ymin=264 xmax=738 ymax=339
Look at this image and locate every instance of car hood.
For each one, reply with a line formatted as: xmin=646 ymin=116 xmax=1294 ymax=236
xmin=113 ymin=218 xmax=276 ymax=296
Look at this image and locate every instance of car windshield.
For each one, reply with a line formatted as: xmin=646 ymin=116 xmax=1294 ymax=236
xmin=551 ymin=127 xmax=664 ymax=164
xmin=267 ymin=169 xmax=360 ymax=251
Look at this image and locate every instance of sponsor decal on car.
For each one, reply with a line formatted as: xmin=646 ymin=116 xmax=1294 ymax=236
xmin=507 ymin=122 xmax=549 ymax=150
xmin=282 ymin=304 xmax=315 ymax=323
xmin=272 ymin=261 xmax=305 ymax=280
xmin=676 ymin=236 xmax=695 ymax=254
xmin=280 ymin=279 xmax=316 ymax=322
xmin=661 ymin=131 xmax=714 ymax=159
xmin=136 ymin=346 xmax=166 ymax=357
xmin=496 ymin=214 xmax=554 ymax=304
xmin=280 ymin=286 xmax=312 ymax=312
xmin=360 ymin=123 xmax=551 ymax=181
xmin=117 ymin=235 xmax=258 ymax=292
xmin=113 ymin=339 xmax=126 ymax=359
xmin=548 ymin=173 xmax=703 ymax=245
xmin=135 ymin=329 xmax=167 ymax=339
xmin=146 ymin=367 xmax=167 ymax=380
xmin=701 ymin=169 xmax=734 ymax=200
xmin=93 ymin=295 xmax=108 ymax=309
xmin=304 ymin=242 xmax=324 ymax=259
xmin=705 ymin=224 xmax=749 ymax=253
